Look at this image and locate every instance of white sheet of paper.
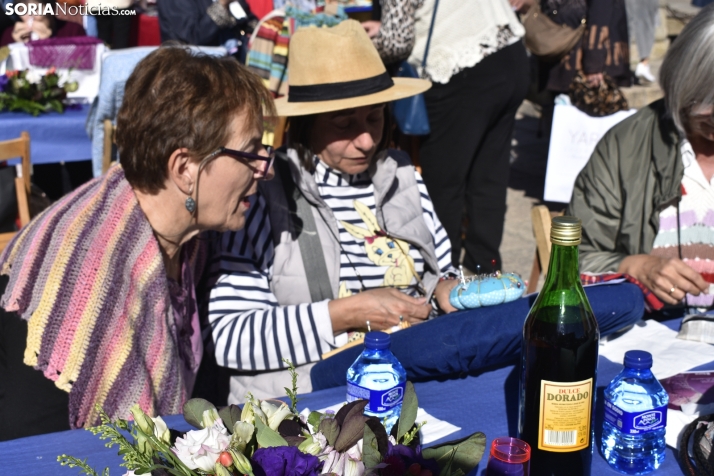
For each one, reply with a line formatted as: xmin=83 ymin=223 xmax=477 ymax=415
xmin=304 ymin=403 xmax=461 ymax=446
xmin=599 ymin=320 xmax=714 ymax=380
xmin=544 ymin=105 xmax=636 ymax=203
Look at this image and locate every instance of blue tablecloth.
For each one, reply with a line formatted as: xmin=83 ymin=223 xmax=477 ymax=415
xmin=2 ymin=348 xmax=709 ymax=475
xmin=0 ymin=105 xmax=91 ymax=165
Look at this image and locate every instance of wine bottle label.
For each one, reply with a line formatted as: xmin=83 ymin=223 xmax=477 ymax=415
xmin=604 ymin=400 xmax=667 ymax=434
xmin=346 ymin=382 xmax=405 ymax=413
xmin=538 ymin=378 xmax=593 ymax=452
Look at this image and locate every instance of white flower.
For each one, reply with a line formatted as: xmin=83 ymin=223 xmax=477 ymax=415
xmin=202 ymin=408 xmax=221 ymax=428
xmin=152 ymin=415 xmax=171 ymax=444
xmin=172 ymin=421 xmax=230 ymax=472
xmin=25 ymin=70 xmax=42 ymax=84
xmin=231 ymin=421 xmax=254 ymax=452
xmin=260 ymin=400 xmax=294 ymax=430
xmin=320 ymin=449 xmax=365 ymax=476
xmin=122 ymin=471 xmax=136 ymax=476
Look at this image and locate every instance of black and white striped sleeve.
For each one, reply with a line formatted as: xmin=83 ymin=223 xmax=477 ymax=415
xmin=415 ymin=170 xmax=457 ymax=275
xmin=207 ymin=194 xmax=336 ymax=371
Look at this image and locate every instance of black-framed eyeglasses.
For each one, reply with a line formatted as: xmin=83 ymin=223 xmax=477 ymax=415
xmin=208 ymin=146 xmax=275 ymax=179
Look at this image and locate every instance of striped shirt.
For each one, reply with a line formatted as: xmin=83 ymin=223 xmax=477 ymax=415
xmin=651 ymin=140 xmax=714 ymax=309
xmin=207 ymin=158 xmax=454 ymax=371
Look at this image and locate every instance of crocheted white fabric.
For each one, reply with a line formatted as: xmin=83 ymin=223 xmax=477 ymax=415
xmin=408 ymin=0 xmax=525 ymax=84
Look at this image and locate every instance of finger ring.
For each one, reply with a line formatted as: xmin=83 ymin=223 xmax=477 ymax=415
xmin=399 ymin=315 xmax=404 ymax=323
xmin=669 ymin=285 xmax=677 ymax=295
xmin=366 ymin=320 xmax=371 ymax=332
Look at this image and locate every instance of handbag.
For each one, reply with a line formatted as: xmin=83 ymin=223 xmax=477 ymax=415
xmin=392 ymin=0 xmax=439 ymax=136
xmin=523 ymin=3 xmax=586 ymax=62
xmin=569 ymin=71 xmax=629 ymax=117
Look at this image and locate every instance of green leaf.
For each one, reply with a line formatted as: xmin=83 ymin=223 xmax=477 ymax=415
xmin=255 ymin=415 xmax=288 ymax=448
xmin=422 ymin=432 xmax=486 ymax=475
xmin=307 ymin=411 xmax=323 ymax=430
xmin=365 ymin=417 xmax=388 ymax=456
xmin=397 ymin=381 xmax=418 ymax=442
xmin=218 ymin=404 xmax=242 ymax=432
xmin=183 ymin=398 xmax=217 ymax=429
xmin=362 ymin=423 xmax=382 ymax=470
xmin=318 ymin=417 xmax=340 ymax=447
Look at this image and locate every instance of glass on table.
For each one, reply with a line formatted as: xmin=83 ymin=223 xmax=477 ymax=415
xmin=486 ymin=437 xmax=531 ymax=476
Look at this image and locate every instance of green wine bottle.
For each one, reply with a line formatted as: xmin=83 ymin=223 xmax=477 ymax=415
xmin=518 ymin=216 xmax=599 ymax=476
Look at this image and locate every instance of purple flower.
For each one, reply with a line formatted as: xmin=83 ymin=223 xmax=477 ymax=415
xmin=381 ymin=443 xmax=440 ymax=476
xmin=252 ymin=446 xmax=322 ymax=476
xmin=0 ymin=74 xmax=8 ymax=92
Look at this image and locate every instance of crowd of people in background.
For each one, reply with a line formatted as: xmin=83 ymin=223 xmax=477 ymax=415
xmin=0 ymin=0 xmax=713 ymax=445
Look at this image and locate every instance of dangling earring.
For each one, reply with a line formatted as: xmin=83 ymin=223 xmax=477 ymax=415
xmin=185 ymin=186 xmax=196 ymax=214
xmin=185 ymin=197 xmax=196 ymax=214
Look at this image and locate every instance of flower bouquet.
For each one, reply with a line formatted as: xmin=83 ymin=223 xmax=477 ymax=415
xmin=0 ymin=68 xmax=79 ymax=116
xmin=59 ymin=364 xmax=486 ymax=476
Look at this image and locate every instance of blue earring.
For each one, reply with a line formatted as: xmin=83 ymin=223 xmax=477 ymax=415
xmin=185 ymin=196 xmax=196 ymax=214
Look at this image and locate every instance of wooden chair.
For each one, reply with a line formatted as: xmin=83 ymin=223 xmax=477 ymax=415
xmin=102 ymin=119 xmax=116 ymax=174
xmin=0 ymin=132 xmax=32 ymax=252
xmin=527 ymin=205 xmax=564 ymax=293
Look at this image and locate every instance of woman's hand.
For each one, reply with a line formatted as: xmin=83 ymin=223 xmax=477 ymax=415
xmin=586 ymin=73 xmax=604 ymax=88
xmin=509 ymin=0 xmax=534 ymax=13
xmin=618 ymin=254 xmax=709 ymax=305
xmin=31 ymin=19 xmax=52 ymax=40
xmin=433 ymin=279 xmax=459 ymax=314
xmin=361 ymin=20 xmax=381 ymax=38
xmin=11 ymin=22 xmax=32 ymax=43
xmin=328 ymin=288 xmax=431 ymax=334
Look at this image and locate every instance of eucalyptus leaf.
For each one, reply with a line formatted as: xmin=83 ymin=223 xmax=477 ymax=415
xmin=183 ymin=398 xmax=217 ymax=429
xmin=335 ymin=399 xmax=367 ymax=427
xmin=365 ymin=417 xmax=388 ymax=456
xmin=307 ymin=411 xmax=323 ymax=430
xmin=397 ymin=381 xmax=418 ymax=442
xmin=255 ymin=416 xmax=289 ymax=448
xmin=218 ymin=404 xmax=242 ymax=432
xmin=362 ymin=423 xmax=382 ymax=470
xmin=334 ymin=411 xmax=369 ymax=452
xmin=422 ymin=432 xmax=487 ymax=475
xmin=284 ymin=435 xmax=307 ymax=447
xmin=319 ymin=417 xmax=340 ymax=447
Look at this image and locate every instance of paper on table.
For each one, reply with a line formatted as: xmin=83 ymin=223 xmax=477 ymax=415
xmin=599 ymin=320 xmax=714 ymax=380
xmin=303 ymin=403 xmax=461 ymax=445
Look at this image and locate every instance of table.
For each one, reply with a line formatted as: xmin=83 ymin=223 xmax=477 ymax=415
xmin=2 ymin=350 xmax=708 ymax=476
xmin=0 ymin=105 xmax=92 ymax=165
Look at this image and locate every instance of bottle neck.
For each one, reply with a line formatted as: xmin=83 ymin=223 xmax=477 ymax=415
xmin=542 ymin=243 xmax=581 ymax=290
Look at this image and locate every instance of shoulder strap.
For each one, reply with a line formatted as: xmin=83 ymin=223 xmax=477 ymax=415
xmin=421 ymin=0 xmax=440 ymax=72
xmin=274 ymin=152 xmax=334 ymax=302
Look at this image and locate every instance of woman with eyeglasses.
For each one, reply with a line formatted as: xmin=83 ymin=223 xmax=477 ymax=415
xmin=569 ymin=4 xmax=714 ymax=314
xmin=203 ymin=20 xmax=462 ymax=404
xmin=0 ymin=46 xmax=275 ymax=439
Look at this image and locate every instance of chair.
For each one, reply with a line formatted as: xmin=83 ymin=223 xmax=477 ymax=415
xmin=102 ymin=119 xmax=116 ymax=174
xmin=527 ymin=205 xmax=564 ymax=293
xmin=0 ymin=132 xmax=32 ymax=251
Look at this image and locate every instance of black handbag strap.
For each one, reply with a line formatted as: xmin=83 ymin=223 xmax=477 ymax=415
xmin=274 ymin=153 xmax=334 ymax=302
xmin=421 ymin=0 xmax=439 ymax=74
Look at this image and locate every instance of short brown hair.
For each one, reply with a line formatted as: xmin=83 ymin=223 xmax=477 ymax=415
xmin=116 ymin=47 xmax=275 ymax=193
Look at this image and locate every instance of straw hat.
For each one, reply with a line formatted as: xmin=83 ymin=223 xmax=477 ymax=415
xmin=274 ymin=19 xmax=431 ymax=117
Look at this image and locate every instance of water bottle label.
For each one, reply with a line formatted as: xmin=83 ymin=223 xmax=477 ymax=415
xmin=604 ymin=401 xmax=667 ymax=434
xmin=346 ymin=382 xmax=405 ymax=413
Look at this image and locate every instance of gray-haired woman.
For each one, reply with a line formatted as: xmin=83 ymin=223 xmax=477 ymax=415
xmin=568 ymin=4 xmax=714 ymax=309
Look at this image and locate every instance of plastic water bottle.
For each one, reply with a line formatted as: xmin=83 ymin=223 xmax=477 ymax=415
xmin=601 ymin=350 xmax=669 ymax=475
xmin=346 ymin=331 xmax=407 ymax=432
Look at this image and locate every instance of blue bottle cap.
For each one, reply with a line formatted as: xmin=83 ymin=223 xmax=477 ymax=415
xmin=624 ymin=350 xmax=653 ymax=370
xmin=364 ymin=331 xmax=391 ymax=350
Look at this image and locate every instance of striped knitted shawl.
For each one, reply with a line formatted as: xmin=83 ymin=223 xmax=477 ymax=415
xmin=0 ymin=166 xmax=199 ymax=428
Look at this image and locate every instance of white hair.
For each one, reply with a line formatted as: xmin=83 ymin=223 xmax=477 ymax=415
xmin=659 ymin=4 xmax=714 ymax=134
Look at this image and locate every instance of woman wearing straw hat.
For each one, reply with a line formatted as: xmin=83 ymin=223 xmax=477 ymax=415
xmin=204 ymin=19 xmax=462 ymax=403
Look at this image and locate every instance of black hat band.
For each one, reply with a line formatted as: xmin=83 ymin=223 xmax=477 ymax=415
xmin=287 ymin=72 xmax=394 ymax=103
